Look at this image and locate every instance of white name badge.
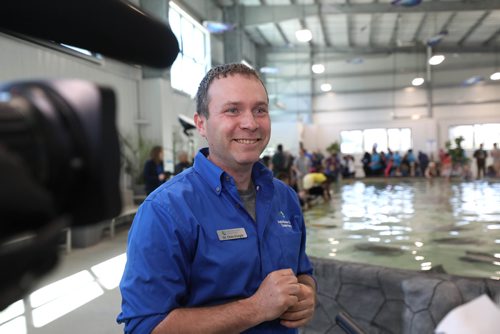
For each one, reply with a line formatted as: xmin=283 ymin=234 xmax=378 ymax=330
xmin=217 ymin=228 xmax=247 ymax=241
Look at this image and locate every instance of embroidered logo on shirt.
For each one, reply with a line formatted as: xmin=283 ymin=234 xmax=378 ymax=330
xmin=277 ymin=211 xmax=292 ymax=228
xmin=277 ymin=220 xmax=292 ymax=228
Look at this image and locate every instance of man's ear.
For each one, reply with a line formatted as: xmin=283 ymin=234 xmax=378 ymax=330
xmin=194 ymin=113 xmax=206 ymax=138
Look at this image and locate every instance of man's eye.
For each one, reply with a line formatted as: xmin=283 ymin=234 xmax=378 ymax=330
xmin=226 ymin=108 xmax=238 ymax=114
xmin=255 ymin=108 xmax=268 ymax=114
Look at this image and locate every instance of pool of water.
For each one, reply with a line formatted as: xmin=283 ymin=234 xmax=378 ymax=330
xmin=304 ymin=178 xmax=500 ymax=279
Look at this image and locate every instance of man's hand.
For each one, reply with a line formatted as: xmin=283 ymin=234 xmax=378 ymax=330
xmin=279 ymin=278 xmax=316 ymax=328
xmin=250 ymin=268 xmax=301 ymax=322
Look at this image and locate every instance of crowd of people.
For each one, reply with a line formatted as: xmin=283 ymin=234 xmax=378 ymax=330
xmin=143 ymin=148 xmax=192 ymax=195
xmin=145 ymin=141 xmax=500 ymax=199
xmin=259 ymin=141 xmax=500 ymax=210
xmin=261 ymin=145 xmax=351 ymax=209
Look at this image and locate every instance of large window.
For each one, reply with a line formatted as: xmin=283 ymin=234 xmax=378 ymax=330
xmin=169 ymin=2 xmax=211 ymax=97
xmin=340 ymin=130 xmax=363 ymax=154
xmin=449 ymin=123 xmax=500 ymax=149
xmin=341 ymin=128 xmax=412 ymax=154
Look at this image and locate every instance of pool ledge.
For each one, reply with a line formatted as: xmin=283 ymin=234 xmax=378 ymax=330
xmin=305 ymin=257 xmax=500 ymax=333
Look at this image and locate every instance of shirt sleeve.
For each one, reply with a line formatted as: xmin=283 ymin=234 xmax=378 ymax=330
xmin=117 ymin=197 xmax=195 ymax=333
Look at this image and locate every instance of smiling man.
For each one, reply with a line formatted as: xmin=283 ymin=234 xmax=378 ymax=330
xmin=118 ymin=63 xmax=316 ymax=333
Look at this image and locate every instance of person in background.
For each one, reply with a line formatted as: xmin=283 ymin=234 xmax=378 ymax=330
xmin=425 ymin=161 xmax=438 ymax=179
xmin=392 ymin=151 xmax=402 ymax=176
xmin=490 ymin=143 xmax=500 ymax=177
xmin=118 ymin=63 xmax=316 ymax=333
xmin=406 ymin=149 xmax=417 ymax=177
xmin=260 ymin=155 xmax=271 ymax=168
xmin=418 ymin=151 xmax=430 ymax=177
xmin=342 ymin=155 xmax=356 ymax=179
xmin=362 ymin=151 xmax=371 ymax=177
xmin=173 ymin=150 xmax=192 ymax=175
xmin=143 ymin=145 xmax=167 ymax=195
xmin=440 ymin=152 xmax=452 ymax=180
xmin=302 ymin=171 xmax=331 ymax=202
xmin=473 ymin=143 xmax=487 ymax=180
xmin=271 ymin=143 xmax=290 ymax=177
xmin=293 ymin=147 xmax=311 ymax=191
xmin=384 ymin=149 xmax=394 ymax=177
xmin=369 ymin=145 xmax=383 ymax=176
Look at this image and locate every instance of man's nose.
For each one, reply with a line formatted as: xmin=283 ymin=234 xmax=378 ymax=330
xmin=240 ymin=110 xmax=259 ymax=130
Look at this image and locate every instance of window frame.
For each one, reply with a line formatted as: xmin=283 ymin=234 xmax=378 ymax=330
xmin=169 ymin=1 xmax=211 ymax=98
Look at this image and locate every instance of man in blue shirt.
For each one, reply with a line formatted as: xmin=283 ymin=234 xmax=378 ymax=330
xmin=118 ymin=63 xmax=316 ymax=333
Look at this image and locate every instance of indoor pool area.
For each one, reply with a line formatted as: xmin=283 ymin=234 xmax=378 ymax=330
xmin=304 ymin=178 xmax=500 ymax=280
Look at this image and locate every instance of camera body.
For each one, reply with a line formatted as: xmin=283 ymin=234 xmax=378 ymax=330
xmin=0 ymin=80 xmax=122 ymax=309
xmin=0 ymin=0 xmax=179 ymax=310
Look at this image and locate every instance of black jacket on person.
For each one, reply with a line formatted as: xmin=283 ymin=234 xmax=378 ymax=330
xmin=144 ymin=159 xmax=164 ymax=194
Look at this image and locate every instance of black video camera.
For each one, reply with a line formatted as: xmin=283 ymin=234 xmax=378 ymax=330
xmin=0 ymin=80 xmax=121 ymax=309
xmin=0 ymin=0 xmax=179 ymax=310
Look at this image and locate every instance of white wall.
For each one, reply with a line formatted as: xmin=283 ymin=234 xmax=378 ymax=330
xmin=0 ymin=33 xmax=142 ymax=137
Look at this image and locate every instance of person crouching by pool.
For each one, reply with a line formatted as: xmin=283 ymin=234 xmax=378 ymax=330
xmin=302 ymin=171 xmax=331 ymax=203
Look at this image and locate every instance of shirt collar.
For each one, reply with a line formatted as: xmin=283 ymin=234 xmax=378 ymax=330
xmin=192 ymin=148 xmax=273 ymax=195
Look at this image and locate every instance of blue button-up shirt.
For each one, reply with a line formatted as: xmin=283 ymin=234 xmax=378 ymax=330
xmin=118 ymin=148 xmax=313 ymax=333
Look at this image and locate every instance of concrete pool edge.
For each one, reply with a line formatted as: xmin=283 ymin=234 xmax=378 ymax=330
xmin=304 ymin=256 xmax=500 ymax=334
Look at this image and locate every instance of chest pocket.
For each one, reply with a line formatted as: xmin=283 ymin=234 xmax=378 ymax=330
xmin=270 ymin=214 xmax=303 ymax=273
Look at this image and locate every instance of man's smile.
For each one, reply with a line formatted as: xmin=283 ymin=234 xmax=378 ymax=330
xmin=234 ymin=139 xmax=260 ymax=144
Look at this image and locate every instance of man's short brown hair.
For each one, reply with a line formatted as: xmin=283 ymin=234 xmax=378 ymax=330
xmin=195 ymin=63 xmax=268 ymax=118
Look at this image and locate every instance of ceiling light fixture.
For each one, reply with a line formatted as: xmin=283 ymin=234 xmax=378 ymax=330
xmin=295 ymin=29 xmax=312 ymax=42
xmin=411 ymin=77 xmax=424 ymax=86
xmin=260 ymin=66 xmax=279 ymax=74
xmin=491 ymin=72 xmax=500 ymax=81
xmin=311 ymin=64 xmax=325 ymax=74
xmin=321 ymin=83 xmax=332 ymax=92
xmin=411 ymin=77 xmax=425 ymax=86
xmin=428 ymin=55 xmax=445 ymax=65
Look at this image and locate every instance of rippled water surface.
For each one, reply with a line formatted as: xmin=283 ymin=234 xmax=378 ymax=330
xmin=304 ymin=178 xmax=500 ymax=279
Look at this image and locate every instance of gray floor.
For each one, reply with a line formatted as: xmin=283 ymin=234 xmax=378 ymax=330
xmin=0 ymin=227 xmax=129 ymax=334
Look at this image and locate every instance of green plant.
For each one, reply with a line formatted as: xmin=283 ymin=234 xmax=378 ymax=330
xmin=446 ymin=136 xmax=469 ymax=165
xmin=326 ymin=141 xmax=340 ymax=154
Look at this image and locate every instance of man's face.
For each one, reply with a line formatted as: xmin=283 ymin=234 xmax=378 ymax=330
xmin=195 ymin=74 xmax=270 ymax=173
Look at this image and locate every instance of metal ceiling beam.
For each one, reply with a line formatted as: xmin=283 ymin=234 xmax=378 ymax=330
xmin=368 ymin=13 xmax=379 ymax=48
xmin=483 ymin=26 xmax=500 ymax=46
xmin=241 ymin=1 xmax=500 ymax=26
xmin=347 ymin=14 xmax=353 ymax=48
xmin=267 ymin=80 xmax=500 ymax=97
xmin=315 ymin=0 xmax=331 ymax=47
xmin=458 ymin=11 xmax=491 ymax=46
xmin=255 ymin=26 xmax=272 ymax=46
xmin=275 ymin=24 xmax=290 ymax=45
xmin=412 ymin=13 xmax=427 ymax=43
xmin=259 ymin=0 xmax=289 ymax=46
xmin=439 ymin=12 xmax=457 ymax=33
xmin=313 ymin=98 xmax=500 ymax=113
xmin=389 ymin=14 xmax=400 ymax=47
xmin=263 ymin=61 xmax=498 ymax=80
xmin=261 ymin=44 xmax=499 ymax=54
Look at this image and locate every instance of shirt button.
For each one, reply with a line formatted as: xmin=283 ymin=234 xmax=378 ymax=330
xmin=216 ymin=186 xmax=220 ymax=192
xmin=256 ymin=185 xmax=260 ymax=191
xmin=225 ymin=176 xmax=230 ymax=181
